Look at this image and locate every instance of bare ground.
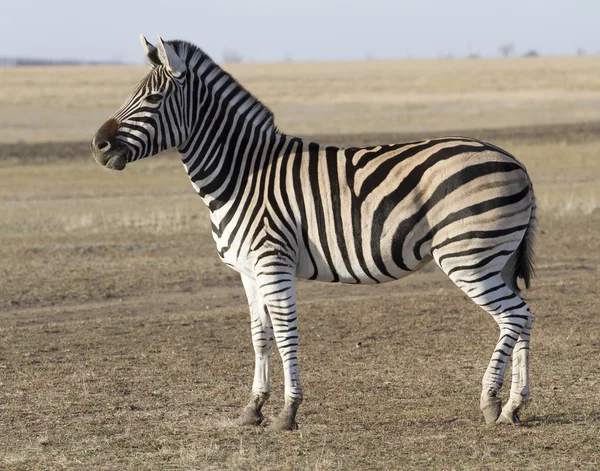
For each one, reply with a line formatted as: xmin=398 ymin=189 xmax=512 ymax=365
xmin=1 ymin=123 xmax=599 ymax=470
xmin=4 ymin=119 xmax=600 ymax=165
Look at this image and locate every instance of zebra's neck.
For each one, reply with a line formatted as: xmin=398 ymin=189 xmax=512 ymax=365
xmin=176 ymin=55 xmax=281 ymax=210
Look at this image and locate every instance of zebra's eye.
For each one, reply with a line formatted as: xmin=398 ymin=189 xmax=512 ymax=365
xmin=145 ymin=93 xmax=163 ymax=104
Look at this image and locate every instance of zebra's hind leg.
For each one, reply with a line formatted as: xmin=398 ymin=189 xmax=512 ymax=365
xmin=235 ymin=274 xmax=273 ymax=426
xmin=496 ymin=318 xmax=531 ymax=424
xmin=438 ymin=259 xmax=533 ymax=425
xmin=496 ymin=261 xmax=532 ymax=424
xmin=469 ymin=273 xmax=532 ymax=425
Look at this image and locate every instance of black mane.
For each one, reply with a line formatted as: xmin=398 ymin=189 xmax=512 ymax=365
xmin=167 ymin=40 xmax=277 ymax=131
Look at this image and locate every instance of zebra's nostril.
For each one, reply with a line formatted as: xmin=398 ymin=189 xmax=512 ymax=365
xmin=97 ymin=141 xmax=111 ymax=152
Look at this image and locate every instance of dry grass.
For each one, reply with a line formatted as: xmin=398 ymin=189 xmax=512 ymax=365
xmin=2 ymin=56 xmax=600 ymax=142
xmin=1 ymin=59 xmax=599 ymax=470
xmin=0 ymin=240 xmax=598 ymax=470
xmin=504 ymin=140 xmax=599 ymax=216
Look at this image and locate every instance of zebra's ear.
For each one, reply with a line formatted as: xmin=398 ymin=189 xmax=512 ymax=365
xmin=156 ymin=35 xmax=186 ymax=77
xmin=140 ymin=35 xmax=161 ymax=68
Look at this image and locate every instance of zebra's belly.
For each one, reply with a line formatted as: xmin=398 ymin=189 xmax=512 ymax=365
xmin=295 ymin=243 xmax=434 ymax=284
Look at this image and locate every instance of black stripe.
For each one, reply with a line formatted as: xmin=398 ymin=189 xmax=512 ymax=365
xmin=456 ymin=270 xmax=500 ymax=284
xmin=447 ymin=249 xmax=514 ymax=276
xmin=469 ymin=283 xmax=506 ymax=298
xmin=345 ymin=148 xmax=379 ymax=282
xmin=277 ymin=139 xmax=300 ymax=248
xmin=432 ymin=225 xmax=529 ymax=253
xmin=478 ymin=292 xmax=517 ymax=307
xmin=326 ymin=146 xmax=359 ymax=282
xmin=291 ymin=140 xmax=318 ymax=279
xmin=438 ymin=245 xmax=499 ymax=267
xmin=308 ymin=144 xmax=339 ymax=282
xmin=266 ymin=137 xmax=298 ymax=249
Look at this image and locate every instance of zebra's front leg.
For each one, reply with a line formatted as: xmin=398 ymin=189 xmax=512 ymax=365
xmin=256 ymin=267 xmax=302 ymax=431
xmin=235 ymin=274 xmax=273 ymax=426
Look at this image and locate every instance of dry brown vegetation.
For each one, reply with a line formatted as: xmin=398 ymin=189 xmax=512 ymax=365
xmin=2 ymin=56 xmax=600 ymax=142
xmin=1 ymin=59 xmax=599 ymax=470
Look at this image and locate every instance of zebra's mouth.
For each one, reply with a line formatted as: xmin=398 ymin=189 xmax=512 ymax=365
xmin=104 ymin=154 xmax=128 ymax=171
xmin=91 ymin=142 xmax=131 ymax=171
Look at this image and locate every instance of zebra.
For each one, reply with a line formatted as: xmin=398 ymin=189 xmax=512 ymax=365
xmin=91 ymin=35 xmax=536 ymax=430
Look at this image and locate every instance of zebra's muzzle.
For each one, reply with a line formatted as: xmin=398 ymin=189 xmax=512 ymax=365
xmin=91 ymin=147 xmax=129 ymax=171
xmin=105 ymin=154 xmax=127 ymax=171
xmin=91 ymin=118 xmax=130 ymax=171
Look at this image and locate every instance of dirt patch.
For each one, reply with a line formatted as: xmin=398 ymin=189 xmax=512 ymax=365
xmin=3 ymin=120 xmax=600 ymax=165
xmin=1 ymin=251 xmax=598 ymax=470
xmin=309 ymin=119 xmax=600 ymax=147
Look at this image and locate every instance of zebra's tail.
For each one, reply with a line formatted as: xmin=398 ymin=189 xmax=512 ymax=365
xmin=513 ymin=185 xmax=537 ymax=291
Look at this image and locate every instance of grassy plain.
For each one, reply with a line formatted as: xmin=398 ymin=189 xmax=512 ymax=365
xmin=0 ymin=58 xmax=599 ymax=470
xmin=2 ymin=56 xmax=600 ymax=141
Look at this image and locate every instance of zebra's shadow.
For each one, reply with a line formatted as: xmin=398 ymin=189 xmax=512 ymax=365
xmin=522 ymin=412 xmax=600 ymax=426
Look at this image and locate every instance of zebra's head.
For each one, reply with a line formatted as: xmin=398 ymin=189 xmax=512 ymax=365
xmin=91 ymin=35 xmax=188 ymax=171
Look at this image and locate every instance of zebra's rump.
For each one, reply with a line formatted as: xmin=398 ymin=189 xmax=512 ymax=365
xmin=291 ymin=137 xmax=534 ymax=284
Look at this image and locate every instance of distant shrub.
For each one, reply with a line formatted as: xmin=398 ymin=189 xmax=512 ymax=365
xmin=223 ymin=49 xmax=243 ymax=64
xmin=498 ymin=42 xmax=515 ymax=57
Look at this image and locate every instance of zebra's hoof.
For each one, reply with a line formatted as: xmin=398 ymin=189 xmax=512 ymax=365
xmin=497 ymin=397 xmax=526 ymax=425
xmin=267 ymin=417 xmax=298 ymax=431
xmin=481 ymin=395 xmax=502 ymax=425
xmin=496 ymin=412 xmax=520 ymax=425
xmin=235 ymin=408 xmax=264 ymax=426
xmin=267 ymin=405 xmax=299 ymax=431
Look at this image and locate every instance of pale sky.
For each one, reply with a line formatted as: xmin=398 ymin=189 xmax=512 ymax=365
xmin=1 ymin=0 xmax=597 ymax=63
